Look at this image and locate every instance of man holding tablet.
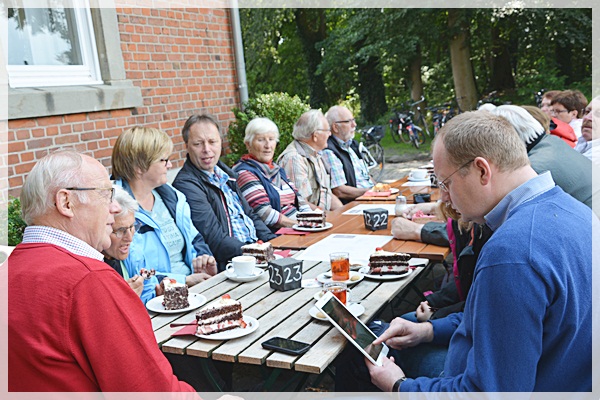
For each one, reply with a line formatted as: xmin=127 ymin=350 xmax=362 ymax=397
xmin=336 ymin=111 xmax=596 ymax=392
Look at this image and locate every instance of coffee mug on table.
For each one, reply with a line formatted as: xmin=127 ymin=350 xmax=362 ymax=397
xmin=226 ymin=255 xmax=256 ymax=277
xmin=409 ymin=169 xmax=428 ymax=180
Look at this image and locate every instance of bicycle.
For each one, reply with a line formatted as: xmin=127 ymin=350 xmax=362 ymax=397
xmin=357 ymin=125 xmax=385 ymax=182
xmin=394 ymin=111 xmax=426 ymax=149
xmin=428 ymin=102 xmax=457 ymax=136
xmin=389 ymin=96 xmax=431 ymax=143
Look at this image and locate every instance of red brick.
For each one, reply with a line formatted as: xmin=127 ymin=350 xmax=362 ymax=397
xmin=9 ymin=119 xmax=36 ymax=129
xmin=55 ymin=134 xmax=80 ymax=145
xmin=8 ymin=141 xmax=25 ymax=152
xmin=20 ymin=151 xmax=34 ymax=162
xmin=64 ymin=114 xmax=87 ymax=123
xmin=15 ymin=161 xmax=36 ymax=174
xmin=9 ymin=176 xmax=23 ymax=188
xmin=37 ymin=115 xmax=63 ymax=126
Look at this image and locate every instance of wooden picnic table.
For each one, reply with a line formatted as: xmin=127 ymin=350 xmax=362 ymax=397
xmin=150 ymin=176 xmax=450 ymax=391
xmin=151 ymin=257 xmax=430 ymax=391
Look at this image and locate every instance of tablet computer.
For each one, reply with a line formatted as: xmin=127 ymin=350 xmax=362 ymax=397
xmin=315 ymin=291 xmax=388 ymax=366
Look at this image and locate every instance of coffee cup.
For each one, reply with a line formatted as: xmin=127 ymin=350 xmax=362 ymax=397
xmin=409 ymin=169 xmax=428 ymax=180
xmin=226 ymin=255 xmax=256 ymax=277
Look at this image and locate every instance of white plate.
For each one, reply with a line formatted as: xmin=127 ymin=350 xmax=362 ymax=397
xmin=418 ymin=164 xmax=434 ymax=169
xmin=309 ymin=303 xmax=365 ymax=321
xmin=316 ymin=270 xmax=364 ymax=285
xmin=195 ymin=315 xmax=259 ymax=340
xmin=408 ymin=176 xmax=430 ymax=182
xmin=146 ymin=293 xmax=207 ymax=314
xmin=359 ymin=257 xmax=428 ymax=281
xmin=224 ymin=268 xmax=267 ymax=282
xmin=292 ymin=222 xmax=333 ymax=232
xmin=256 ymin=253 xmax=283 ymax=268
xmin=389 ymin=188 xmax=400 ymax=194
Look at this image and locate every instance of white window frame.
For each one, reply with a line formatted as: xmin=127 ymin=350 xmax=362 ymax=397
xmin=7 ymin=1 xmax=102 ymax=88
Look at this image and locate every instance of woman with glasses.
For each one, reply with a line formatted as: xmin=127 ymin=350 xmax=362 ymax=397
xmin=102 ymin=186 xmax=145 ymax=297
xmin=232 ymin=117 xmax=312 ymax=231
xmin=550 ymin=89 xmax=588 ymax=138
xmin=112 ymin=126 xmax=217 ymax=304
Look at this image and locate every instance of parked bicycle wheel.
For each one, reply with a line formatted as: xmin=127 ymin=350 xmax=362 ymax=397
xmin=409 ymin=126 xmax=426 ymax=149
xmin=389 ymin=121 xmax=402 ymax=143
xmin=366 ymin=143 xmax=384 ymax=181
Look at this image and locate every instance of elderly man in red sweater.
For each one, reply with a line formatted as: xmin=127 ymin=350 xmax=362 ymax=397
xmin=8 ymin=150 xmax=205 ymax=393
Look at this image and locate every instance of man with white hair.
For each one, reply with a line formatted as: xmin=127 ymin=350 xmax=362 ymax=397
xmin=8 ymin=150 xmax=197 ymax=391
xmin=277 ymin=109 xmax=343 ymax=210
xmin=322 ymin=105 xmax=374 ymax=203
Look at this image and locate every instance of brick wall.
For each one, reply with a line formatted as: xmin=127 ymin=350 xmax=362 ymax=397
xmin=7 ymin=7 xmax=240 ymax=198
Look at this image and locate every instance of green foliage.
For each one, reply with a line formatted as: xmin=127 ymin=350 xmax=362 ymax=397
xmin=8 ymin=198 xmax=26 ymax=246
xmin=225 ymin=92 xmax=311 ymax=166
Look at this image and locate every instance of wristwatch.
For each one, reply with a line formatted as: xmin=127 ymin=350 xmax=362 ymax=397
xmin=392 ymin=376 xmax=407 ymax=392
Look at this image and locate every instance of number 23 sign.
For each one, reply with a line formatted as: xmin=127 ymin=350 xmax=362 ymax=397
xmin=268 ymin=259 xmax=303 ymax=291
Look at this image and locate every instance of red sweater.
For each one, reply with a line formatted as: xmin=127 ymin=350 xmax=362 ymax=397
xmin=8 ymin=243 xmax=197 ymax=392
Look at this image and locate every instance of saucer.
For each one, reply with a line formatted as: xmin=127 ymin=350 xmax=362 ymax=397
xmin=309 ymin=303 xmax=365 ymax=321
xmin=224 ymin=268 xmax=266 ymax=283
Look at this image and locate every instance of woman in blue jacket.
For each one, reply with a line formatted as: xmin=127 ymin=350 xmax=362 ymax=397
xmin=112 ymin=126 xmax=217 ymax=304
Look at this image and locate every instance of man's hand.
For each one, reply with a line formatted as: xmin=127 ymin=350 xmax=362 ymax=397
xmin=373 ymin=317 xmax=434 ymax=350
xmin=192 ymin=254 xmax=217 ymax=276
xmin=126 ymin=275 xmax=144 ymax=297
xmin=365 ymin=355 xmax=406 ymax=392
xmin=403 ymin=202 xmax=439 ymax=218
xmin=185 ymin=272 xmax=212 ymax=287
xmin=155 ymin=283 xmax=164 ymax=297
xmin=391 ymin=217 xmax=423 ymax=241
xmin=416 ymin=301 xmax=434 ymax=322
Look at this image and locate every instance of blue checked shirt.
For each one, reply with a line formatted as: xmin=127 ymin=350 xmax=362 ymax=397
xmin=21 ymin=226 xmax=104 ymax=261
xmin=322 ymin=137 xmax=373 ymax=189
xmin=204 ymin=166 xmax=258 ymax=244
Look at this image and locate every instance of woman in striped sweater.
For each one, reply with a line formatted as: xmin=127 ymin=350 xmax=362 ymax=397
xmin=233 ymin=117 xmax=312 ymax=231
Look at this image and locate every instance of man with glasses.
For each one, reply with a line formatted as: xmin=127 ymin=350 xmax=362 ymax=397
xmin=574 ymin=96 xmax=600 ymax=165
xmin=550 ymin=89 xmax=588 ymax=138
xmin=322 ymin=105 xmax=374 ymax=203
xmin=7 ymin=150 xmax=198 ymax=391
xmin=277 ymin=109 xmax=343 ymax=210
xmin=337 ymin=111 xmax=596 ymax=392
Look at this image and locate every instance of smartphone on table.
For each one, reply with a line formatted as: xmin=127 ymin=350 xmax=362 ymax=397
xmin=261 ymin=337 xmax=311 ymax=356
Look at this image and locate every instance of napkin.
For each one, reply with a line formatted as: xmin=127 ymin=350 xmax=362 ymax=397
xmin=275 ymin=227 xmax=310 ymax=235
xmin=274 ymin=249 xmax=292 ymax=258
xmin=172 ymin=325 xmax=197 ymax=337
xmin=362 ymin=190 xmax=392 ymax=197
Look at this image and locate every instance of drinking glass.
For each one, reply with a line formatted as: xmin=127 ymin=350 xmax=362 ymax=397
xmin=330 ymin=252 xmax=350 ymax=281
xmin=324 ymin=282 xmax=348 ymax=305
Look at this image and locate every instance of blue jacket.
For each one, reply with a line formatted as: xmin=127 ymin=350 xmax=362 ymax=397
xmin=114 ymin=179 xmax=212 ymax=304
xmin=172 ymin=157 xmax=276 ymax=271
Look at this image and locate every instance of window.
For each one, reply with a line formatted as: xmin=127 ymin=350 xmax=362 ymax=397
xmin=6 ymin=1 xmax=102 ymax=88
xmin=5 ymin=4 xmax=142 ymax=120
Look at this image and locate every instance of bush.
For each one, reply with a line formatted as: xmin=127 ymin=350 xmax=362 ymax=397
xmin=8 ymin=197 xmax=26 ymax=246
xmin=224 ymin=92 xmax=311 ymax=166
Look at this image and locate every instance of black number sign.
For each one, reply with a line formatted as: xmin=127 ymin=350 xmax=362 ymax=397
xmin=268 ymin=258 xmax=303 ymax=291
xmin=363 ymin=208 xmax=389 ymax=231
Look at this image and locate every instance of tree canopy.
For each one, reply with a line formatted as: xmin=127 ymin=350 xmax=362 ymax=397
xmin=239 ymin=7 xmax=592 ymax=124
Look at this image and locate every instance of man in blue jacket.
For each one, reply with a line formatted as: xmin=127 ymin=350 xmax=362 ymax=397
xmin=337 ymin=111 xmax=597 ymax=392
xmin=173 ymin=113 xmax=276 ymax=271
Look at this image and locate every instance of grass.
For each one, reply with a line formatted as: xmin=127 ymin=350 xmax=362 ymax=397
xmin=378 ymin=125 xmax=432 ymax=159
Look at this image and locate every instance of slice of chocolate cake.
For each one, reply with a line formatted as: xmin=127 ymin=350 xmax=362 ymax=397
xmin=196 ymin=294 xmax=246 ymax=335
xmin=368 ymin=248 xmax=411 ymax=275
xmin=296 ymin=209 xmax=325 ymax=228
xmin=162 ymin=278 xmax=189 ymax=310
xmin=241 ymin=240 xmax=274 ymax=264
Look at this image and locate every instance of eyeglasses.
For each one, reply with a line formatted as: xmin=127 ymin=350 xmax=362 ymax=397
xmin=159 ymin=158 xmax=170 ymax=166
xmin=112 ymin=221 xmax=142 ymax=239
xmin=335 ymin=118 xmax=356 ymax=124
xmin=314 ymin=128 xmax=331 ymax=134
xmin=65 ymin=187 xmax=115 ymax=202
xmin=437 ymin=159 xmax=474 ymax=192
xmin=550 ymin=109 xmax=570 ymax=116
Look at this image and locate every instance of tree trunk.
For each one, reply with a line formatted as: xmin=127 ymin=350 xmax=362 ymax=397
xmin=447 ymin=9 xmax=478 ymax=111
xmin=295 ymin=9 xmax=329 ymax=109
xmin=489 ymin=25 xmax=515 ymax=91
xmin=357 ymin=55 xmax=388 ymax=123
xmin=409 ymin=45 xmax=424 ymax=103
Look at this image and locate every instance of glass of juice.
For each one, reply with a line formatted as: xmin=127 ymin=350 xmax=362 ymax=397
xmin=324 ymin=282 xmax=348 ymax=305
xmin=330 ymin=252 xmax=350 ymax=281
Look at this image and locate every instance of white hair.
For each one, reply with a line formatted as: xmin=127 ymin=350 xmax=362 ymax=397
xmin=293 ymin=109 xmax=325 ymax=141
xmin=113 ymin=186 xmax=139 ymax=219
xmin=477 ymin=103 xmax=497 ymax=112
xmin=20 ymin=150 xmax=89 ymax=225
xmin=491 ymin=105 xmax=545 ymax=145
xmin=244 ymin=117 xmax=280 ymax=145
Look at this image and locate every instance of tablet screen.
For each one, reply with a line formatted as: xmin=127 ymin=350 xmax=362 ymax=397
xmin=318 ymin=294 xmax=384 ymax=362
